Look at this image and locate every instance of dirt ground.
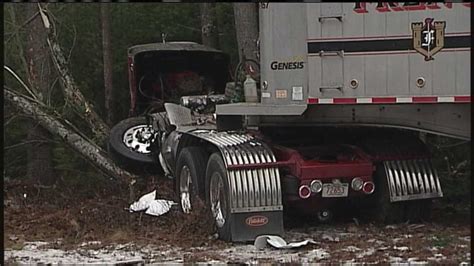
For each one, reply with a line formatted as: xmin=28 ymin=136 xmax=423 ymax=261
xmin=4 ymin=176 xmax=471 ymax=264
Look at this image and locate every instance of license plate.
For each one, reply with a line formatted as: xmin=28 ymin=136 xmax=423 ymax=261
xmin=322 ymin=183 xmax=349 ymax=197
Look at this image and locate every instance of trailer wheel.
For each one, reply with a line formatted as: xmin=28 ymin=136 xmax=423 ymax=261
xmin=205 ymin=152 xmax=232 ymax=241
xmin=175 ymin=147 xmax=207 ymax=213
xmin=108 ymin=117 xmax=159 ymax=172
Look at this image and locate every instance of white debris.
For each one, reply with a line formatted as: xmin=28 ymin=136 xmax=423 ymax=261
xmin=129 ymin=190 xmax=176 ymax=216
xmin=129 ymin=190 xmax=156 ymax=212
xmin=385 ymin=225 xmax=397 ymax=230
xmin=254 ymin=235 xmax=317 ymax=249
xmin=145 ymin=199 xmax=176 ymax=216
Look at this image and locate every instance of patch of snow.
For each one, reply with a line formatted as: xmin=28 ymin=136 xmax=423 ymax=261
xmin=5 ymin=247 xmax=144 ymax=264
xmin=393 ymin=246 xmax=409 ymax=251
xmin=388 ymin=256 xmax=404 ymax=263
xmin=375 ymin=240 xmax=385 ymax=245
xmin=321 ymin=234 xmax=340 ymax=242
xmin=356 ymin=248 xmax=375 ymax=258
xmin=427 ymin=253 xmax=447 ymax=261
xmin=79 ymin=241 xmax=101 ymax=247
xmin=304 ymin=248 xmax=331 ymax=261
xmin=341 ymin=245 xmax=361 ymax=252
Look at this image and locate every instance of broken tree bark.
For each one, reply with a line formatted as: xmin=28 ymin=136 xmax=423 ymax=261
xmin=37 ymin=4 xmax=110 ymax=144
xmin=25 ymin=3 xmax=55 ymax=185
xmin=233 ymin=3 xmax=259 ymax=61
xmin=101 ymin=4 xmax=114 ymax=126
xmin=200 ymin=3 xmax=220 ymax=49
xmin=5 ymin=88 xmax=137 ymax=185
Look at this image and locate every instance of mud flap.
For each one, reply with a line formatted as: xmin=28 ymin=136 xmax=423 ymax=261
xmin=383 ymin=159 xmax=443 ymax=202
xmin=230 ymin=211 xmax=284 ymax=242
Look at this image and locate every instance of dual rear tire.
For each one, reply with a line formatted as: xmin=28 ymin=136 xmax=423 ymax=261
xmin=175 ymin=149 xmax=232 ymax=241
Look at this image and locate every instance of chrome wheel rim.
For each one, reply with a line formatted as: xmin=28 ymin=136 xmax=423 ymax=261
xmin=210 ymin=172 xmax=226 ymax=228
xmin=122 ymin=124 xmax=155 ymax=154
xmin=179 ymin=165 xmax=192 ymax=213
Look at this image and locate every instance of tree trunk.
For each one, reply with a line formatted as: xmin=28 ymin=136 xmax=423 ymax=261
xmin=37 ymin=4 xmax=110 ymax=144
xmin=101 ymin=4 xmax=114 ymax=126
xmin=233 ymin=3 xmax=259 ymax=61
xmin=25 ymin=3 xmax=55 ymax=185
xmin=200 ymin=3 xmax=220 ymax=49
xmin=5 ymin=89 xmax=138 ymax=185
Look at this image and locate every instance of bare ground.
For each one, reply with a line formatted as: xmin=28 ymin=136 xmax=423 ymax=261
xmin=4 ymin=177 xmax=471 ymax=264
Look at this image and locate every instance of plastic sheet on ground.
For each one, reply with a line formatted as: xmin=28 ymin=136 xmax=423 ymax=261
xmin=129 ymin=190 xmax=176 ymax=216
xmin=254 ymin=235 xmax=317 ymax=249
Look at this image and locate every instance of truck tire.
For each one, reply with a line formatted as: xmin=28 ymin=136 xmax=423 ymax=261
xmin=205 ymin=152 xmax=232 ymax=241
xmin=175 ymin=147 xmax=207 ymax=213
xmin=108 ymin=117 xmax=158 ymax=172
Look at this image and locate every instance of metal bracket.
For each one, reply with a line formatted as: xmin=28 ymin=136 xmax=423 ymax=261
xmin=319 ymin=86 xmax=343 ymax=93
xmin=319 ymin=50 xmax=344 ymax=57
xmin=318 ymin=14 xmax=344 ymax=22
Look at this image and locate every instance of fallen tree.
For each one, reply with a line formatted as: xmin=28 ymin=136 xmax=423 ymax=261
xmin=4 ymin=87 xmax=138 ymax=186
xmin=37 ymin=3 xmax=110 ymax=144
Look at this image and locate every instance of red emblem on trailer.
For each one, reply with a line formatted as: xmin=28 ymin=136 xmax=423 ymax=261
xmin=246 ymin=215 xmax=269 ymax=227
xmin=411 ymin=18 xmax=446 ymax=61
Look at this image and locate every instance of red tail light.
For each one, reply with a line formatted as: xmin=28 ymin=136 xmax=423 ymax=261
xmin=298 ymin=185 xmax=311 ymax=199
xmin=362 ymin=181 xmax=375 ymax=194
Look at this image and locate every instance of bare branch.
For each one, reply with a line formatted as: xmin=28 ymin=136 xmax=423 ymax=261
xmin=4 ymin=65 xmax=40 ymax=101
xmin=4 ymin=139 xmax=59 ymax=151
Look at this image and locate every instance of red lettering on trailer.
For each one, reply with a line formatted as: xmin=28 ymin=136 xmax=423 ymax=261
xmin=353 ymin=2 xmax=469 ymax=13
xmin=403 ymin=2 xmax=426 ymax=11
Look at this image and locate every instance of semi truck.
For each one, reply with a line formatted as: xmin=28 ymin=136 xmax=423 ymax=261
xmin=108 ymin=2 xmax=471 ymax=242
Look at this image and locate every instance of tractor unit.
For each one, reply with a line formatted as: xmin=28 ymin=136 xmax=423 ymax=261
xmin=108 ymin=3 xmax=471 ymax=242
